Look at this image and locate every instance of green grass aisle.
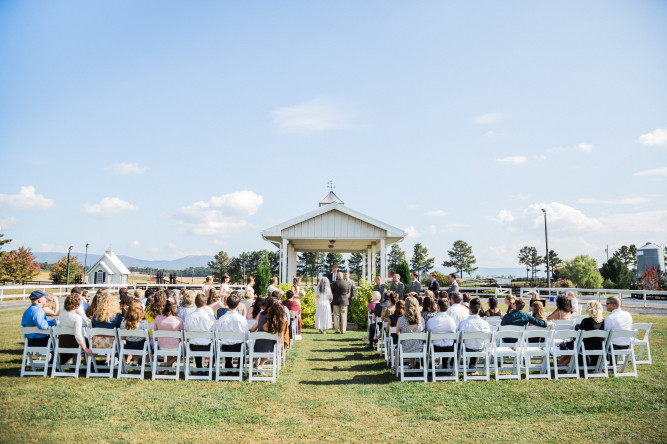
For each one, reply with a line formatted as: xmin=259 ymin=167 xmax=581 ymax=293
xmin=0 ymin=309 xmax=666 ymax=443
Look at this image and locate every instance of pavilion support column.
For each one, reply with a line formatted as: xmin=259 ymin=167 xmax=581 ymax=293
xmin=380 ymin=239 xmax=386 ymax=282
xmin=371 ymin=243 xmax=376 ymax=280
xmin=280 ymin=239 xmax=289 ymax=283
xmin=362 ymin=252 xmax=366 ymax=283
xmin=287 ymin=245 xmax=297 ymax=284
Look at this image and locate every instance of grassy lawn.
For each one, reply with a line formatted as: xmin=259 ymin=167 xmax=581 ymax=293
xmin=0 ymin=309 xmax=665 ymax=443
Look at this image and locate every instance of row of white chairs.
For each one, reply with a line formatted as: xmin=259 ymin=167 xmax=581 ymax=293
xmin=387 ymin=328 xmax=640 ymax=382
xmin=20 ymin=326 xmax=287 ymax=383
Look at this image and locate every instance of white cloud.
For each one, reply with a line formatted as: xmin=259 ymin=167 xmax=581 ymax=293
xmin=131 ymin=240 xmax=141 ymax=247
xmin=634 ymin=167 xmax=667 ymax=177
xmin=404 ymin=226 xmax=419 ymax=238
xmin=601 ymin=210 xmax=667 ymax=233
xmin=577 ymin=143 xmax=594 ymax=152
xmin=486 ymin=130 xmax=501 ymax=138
xmin=0 ymin=186 xmax=54 ymax=210
xmin=549 ymin=142 xmax=595 ymax=153
xmin=494 ymin=209 xmax=515 ymax=223
xmin=639 ymin=128 xmax=667 ymax=147
xmin=534 ymin=155 xmax=547 ymax=161
xmin=524 ymin=203 xmax=603 ymax=232
xmin=429 ymin=224 xmax=437 ymax=234
xmin=424 ymin=209 xmax=447 ymax=217
xmin=271 ymin=98 xmax=358 ymax=135
xmin=174 ymin=190 xmax=263 ymax=236
xmin=474 ymin=112 xmax=503 ymax=124
xmin=0 ymin=217 xmax=18 ymax=230
xmin=168 ymin=242 xmax=177 ymax=249
xmin=496 ymin=155 xmax=527 ymax=165
xmin=577 ymin=197 xmax=651 ymax=205
xmin=407 ymin=204 xmax=420 ymax=210
xmin=106 ymin=162 xmax=146 ymax=175
xmin=80 ymin=197 xmax=138 ymax=216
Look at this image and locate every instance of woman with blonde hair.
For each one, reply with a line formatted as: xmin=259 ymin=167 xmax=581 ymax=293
xmin=392 ymin=296 xmax=425 ymax=373
xmin=85 ymin=288 xmax=108 ymax=318
xmin=178 ymin=290 xmax=197 ymax=321
xmin=120 ymin=302 xmax=149 ymax=365
xmin=207 ymin=289 xmax=224 ymax=318
xmin=91 ymin=293 xmax=122 ymax=348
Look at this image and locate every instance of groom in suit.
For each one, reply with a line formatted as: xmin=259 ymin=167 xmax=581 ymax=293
xmin=331 ymin=272 xmax=351 ymax=334
xmin=330 ymin=265 xmax=339 ymax=283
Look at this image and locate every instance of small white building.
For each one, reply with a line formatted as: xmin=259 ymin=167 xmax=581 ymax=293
xmin=87 ymin=248 xmax=131 ymax=285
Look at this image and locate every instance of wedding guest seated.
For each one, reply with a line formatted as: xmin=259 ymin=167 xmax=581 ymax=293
xmin=120 ymin=302 xmax=149 ymax=364
xmin=240 ymin=291 xmax=254 ymax=318
xmin=283 ymin=290 xmax=301 ymax=339
xmin=249 ymin=296 xmax=267 ymax=324
xmin=119 ymin=292 xmax=134 ymax=317
xmin=85 ymin=288 xmax=107 ymax=318
xmin=567 ymin=291 xmax=579 ymax=314
xmin=178 ymin=291 xmax=197 ymax=321
xmin=559 ymin=301 xmax=605 ymax=367
xmin=603 ymin=296 xmax=633 ymax=350
xmin=145 ymin=290 xmax=167 ymax=326
xmin=547 ymin=295 xmax=572 ymax=321
xmin=461 ymin=293 xmax=471 ymax=308
xmin=421 ymin=296 xmax=437 ymax=324
xmin=501 ymin=299 xmax=548 ymax=328
xmin=423 ymin=289 xmax=435 ymax=300
xmin=252 ymin=298 xmax=286 ymax=369
xmin=91 ymin=294 xmax=123 ymax=349
xmin=21 ymin=290 xmax=57 ymax=347
xmin=133 ymin=289 xmax=145 ymax=307
xmin=380 ymin=292 xmax=398 ymax=323
xmin=58 ymin=293 xmax=93 ymax=362
xmin=42 ymin=293 xmax=60 ymax=317
xmin=385 ymin=300 xmax=405 ymax=352
xmin=184 ymin=293 xmax=215 ymax=368
xmin=155 ymin=300 xmax=184 ymax=366
xmin=392 ymin=296 xmax=425 ymax=374
xmin=367 ymin=292 xmax=381 ymax=348
xmin=166 ymin=289 xmax=179 ymax=304
xmin=207 ymin=290 xmax=224 ymax=318
xmin=215 ymin=293 xmax=247 ymax=370
xmin=266 ymin=277 xmax=283 ymax=299
xmin=457 ymin=298 xmax=491 ymax=373
xmin=484 ymin=296 xmax=502 ymax=318
xmin=71 ymin=287 xmax=89 ymax=323
xmin=446 ymin=292 xmax=469 ymax=328
xmin=427 ymin=298 xmax=457 ymax=358
xmin=504 ymin=295 xmax=515 ymax=315
xmin=141 ymin=287 xmax=157 ymax=309
xmin=529 ymin=301 xmax=548 ymax=343
xmin=373 ymin=291 xmax=390 ymax=319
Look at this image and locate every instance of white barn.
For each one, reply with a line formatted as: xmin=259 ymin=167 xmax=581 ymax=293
xmin=261 ymin=192 xmax=407 ymax=283
xmin=87 ymin=248 xmax=131 ymax=285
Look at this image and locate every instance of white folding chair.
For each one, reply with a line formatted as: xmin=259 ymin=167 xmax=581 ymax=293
xmin=20 ymin=326 xmax=53 ymax=377
xmin=486 ymin=318 xmax=502 ymax=328
xmin=289 ymin=310 xmax=299 ymax=343
xmin=397 ymin=332 xmax=428 ymax=382
xmin=248 ymin=332 xmax=279 ymax=383
xmin=632 ymin=323 xmax=652 ymax=364
xmin=86 ymin=327 xmax=118 ymax=378
xmin=553 ymin=319 xmax=576 ymax=328
xmin=117 ymin=329 xmax=152 ymax=379
xmin=491 ymin=330 xmax=523 ymax=381
xmin=428 ymin=332 xmax=459 ymax=382
xmin=215 ymin=331 xmax=246 ymax=381
xmin=606 ymin=330 xmax=638 ymax=378
xmin=51 ymin=327 xmax=83 ymax=378
xmin=521 ymin=329 xmax=552 ymax=380
xmin=184 ymin=331 xmax=215 ymax=381
xmin=152 ymin=330 xmax=184 ymax=380
xmin=460 ymin=331 xmax=493 ymax=381
xmin=579 ymin=330 xmax=608 ymax=379
xmin=551 ymin=330 xmax=580 ymax=379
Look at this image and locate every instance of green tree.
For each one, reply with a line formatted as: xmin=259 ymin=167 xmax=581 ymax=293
xmin=599 ymin=257 xmax=635 ymax=289
xmin=410 ymin=243 xmax=434 ymax=281
xmin=253 ymin=254 xmax=271 ymax=295
xmin=518 ymin=246 xmax=542 ymax=281
xmin=442 ymin=240 xmax=478 ymax=279
xmin=267 ymin=250 xmax=280 ymax=277
xmin=613 ymin=244 xmax=637 ymax=270
xmin=50 ymin=255 xmax=83 ymax=283
xmin=297 ymin=252 xmax=325 ymax=285
xmin=347 ymin=253 xmax=364 ymax=281
xmin=228 ymin=253 xmax=251 ymax=284
xmin=323 ymin=252 xmax=345 ymax=274
xmin=207 ymin=250 xmax=230 ymax=283
xmin=559 ymin=255 xmax=603 ymax=289
xmin=1 ymin=246 xmax=39 ymax=282
xmin=543 ymin=250 xmax=562 ymax=273
xmin=0 ymin=233 xmax=12 ymax=259
xmin=395 ymin=260 xmax=410 ymax=286
xmin=387 ymin=244 xmax=406 ymax=274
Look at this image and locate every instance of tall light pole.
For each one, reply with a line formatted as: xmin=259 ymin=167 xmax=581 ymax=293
xmin=541 ymin=209 xmax=550 ymax=289
xmin=83 ymin=243 xmax=90 ymax=283
xmin=66 ymin=245 xmax=73 ymax=286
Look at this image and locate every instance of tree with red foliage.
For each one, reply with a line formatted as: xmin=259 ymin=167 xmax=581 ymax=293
xmin=0 ymin=246 xmax=40 ymax=283
xmin=638 ymin=266 xmax=661 ymax=291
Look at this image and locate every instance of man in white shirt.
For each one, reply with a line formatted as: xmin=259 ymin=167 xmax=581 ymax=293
xmin=184 ymin=293 xmax=215 ymax=369
xmin=426 ymin=299 xmax=457 ymax=352
xmin=567 ymin=291 xmax=579 ymax=314
xmin=604 ymin=296 xmax=633 ymax=348
xmin=215 ymin=293 xmax=247 ymax=371
xmin=457 ymin=298 xmax=491 ymax=371
xmin=446 ymin=292 xmax=469 ymax=328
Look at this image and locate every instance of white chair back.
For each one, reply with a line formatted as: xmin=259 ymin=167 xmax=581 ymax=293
xmin=20 ymin=326 xmax=53 ymax=377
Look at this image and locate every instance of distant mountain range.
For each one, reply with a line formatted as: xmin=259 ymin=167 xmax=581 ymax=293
xmin=33 ymin=251 xmax=531 ymax=277
xmin=33 ymin=252 xmax=214 ymax=270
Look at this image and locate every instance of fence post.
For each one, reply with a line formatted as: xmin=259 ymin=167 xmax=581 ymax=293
xmin=643 ymin=291 xmax=647 ymax=308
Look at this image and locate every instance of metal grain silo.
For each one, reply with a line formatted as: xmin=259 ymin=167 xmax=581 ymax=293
xmin=636 ymin=242 xmax=664 ymax=278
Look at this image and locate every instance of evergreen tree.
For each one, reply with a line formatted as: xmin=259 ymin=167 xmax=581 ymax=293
xmin=600 ymin=257 xmax=635 ymax=289
xmin=442 ymin=240 xmax=478 ymax=279
xmin=388 ymin=244 xmax=406 ymax=274
xmin=410 ymin=243 xmax=434 ymax=281
xmin=348 ymin=253 xmax=364 ymax=281
xmin=253 ymin=254 xmax=271 ymax=296
xmin=518 ymin=246 xmax=542 ymax=281
xmin=207 ymin=250 xmax=230 ymax=282
xmin=297 ymin=252 xmax=324 ymax=285
xmin=395 ymin=260 xmax=411 ymax=286
xmin=323 ymin=252 xmax=345 ymax=275
xmin=1 ymin=246 xmax=39 ymax=282
xmin=613 ymin=245 xmax=637 ymax=270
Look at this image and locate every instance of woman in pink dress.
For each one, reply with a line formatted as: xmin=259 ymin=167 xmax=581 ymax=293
xmin=154 ymin=300 xmax=184 ymax=366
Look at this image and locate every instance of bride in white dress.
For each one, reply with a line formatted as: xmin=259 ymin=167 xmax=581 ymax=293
xmin=314 ymin=277 xmax=333 ymax=333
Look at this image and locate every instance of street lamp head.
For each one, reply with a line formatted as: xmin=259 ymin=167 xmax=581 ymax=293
xmin=68 ymin=246 xmax=73 ymax=252
xmin=541 ymin=208 xmax=546 ymax=213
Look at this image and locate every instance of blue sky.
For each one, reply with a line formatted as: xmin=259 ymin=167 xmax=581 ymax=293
xmin=1 ymin=0 xmax=666 ymax=269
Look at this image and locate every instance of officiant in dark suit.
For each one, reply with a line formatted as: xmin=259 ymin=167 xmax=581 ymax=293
xmin=331 ymin=272 xmax=351 ymax=334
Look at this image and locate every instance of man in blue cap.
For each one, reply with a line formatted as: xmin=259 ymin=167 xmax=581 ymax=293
xmin=21 ymin=290 xmax=57 ymax=346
